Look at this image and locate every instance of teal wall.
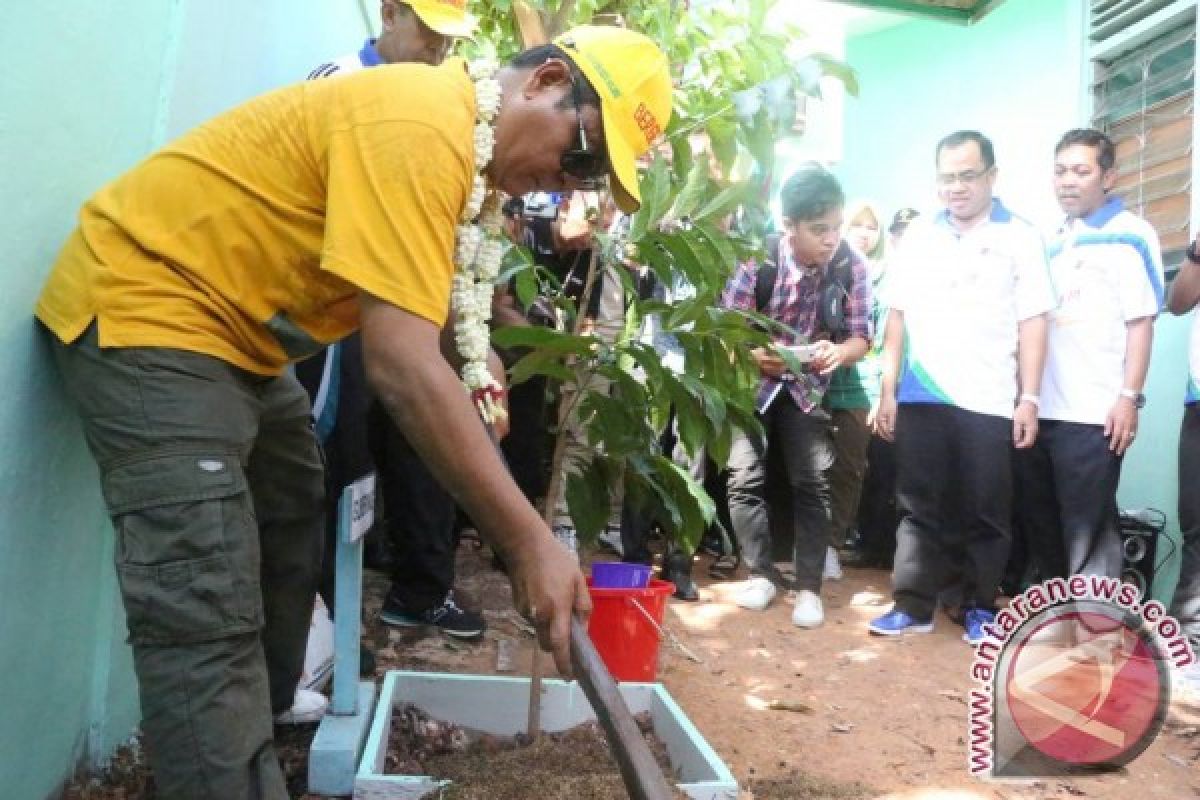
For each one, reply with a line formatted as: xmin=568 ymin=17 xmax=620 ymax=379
xmin=0 ymin=3 xmax=368 ymax=797
xmin=843 ymin=0 xmax=1187 ymax=600
xmin=842 ymin=0 xmax=1084 ymax=228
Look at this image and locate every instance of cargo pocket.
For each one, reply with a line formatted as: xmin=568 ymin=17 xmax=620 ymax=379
xmin=102 ymin=450 xmax=263 ymax=645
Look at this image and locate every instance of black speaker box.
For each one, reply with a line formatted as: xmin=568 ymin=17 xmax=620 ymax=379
xmin=1118 ymin=508 xmax=1166 ymax=599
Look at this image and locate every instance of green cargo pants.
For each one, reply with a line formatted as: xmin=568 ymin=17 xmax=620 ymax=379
xmin=50 ymin=324 xmax=324 ymax=800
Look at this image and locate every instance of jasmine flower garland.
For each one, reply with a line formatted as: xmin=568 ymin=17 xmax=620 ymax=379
xmin=452 ymin=59 xmax=507 ymax=424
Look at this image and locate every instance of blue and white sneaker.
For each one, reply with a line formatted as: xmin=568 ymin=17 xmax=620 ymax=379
xmin=962 ymin=608 xmax=996 ymax=646
xmin=868 ymin=608 xmax=935 ymax=636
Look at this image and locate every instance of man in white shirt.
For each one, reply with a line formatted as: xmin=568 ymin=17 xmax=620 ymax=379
xmin=1015 ymin=129 xmax=1162 ymax=584
xmin=1168 ymin=230 xmax=1200 ymax=696
xmin=871 ymin=130 xmax=1055 ymax=645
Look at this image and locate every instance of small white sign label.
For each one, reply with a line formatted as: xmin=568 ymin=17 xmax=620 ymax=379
xmin=345 ymin=472 xmax=376 ymax=543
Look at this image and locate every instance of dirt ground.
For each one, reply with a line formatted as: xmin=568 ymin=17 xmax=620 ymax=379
xmin=67 ymin=541 xmax=1200 ymax=799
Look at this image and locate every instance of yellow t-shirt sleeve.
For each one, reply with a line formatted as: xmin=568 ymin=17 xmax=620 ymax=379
xmin=320 ymin=118 xmax=470 ymax=327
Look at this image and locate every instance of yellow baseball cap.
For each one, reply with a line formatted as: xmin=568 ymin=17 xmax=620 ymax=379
xmin=554 ymin=25 xmax=673 ymax=213
xmin=405 ymin=0 xmax=477 ymax=39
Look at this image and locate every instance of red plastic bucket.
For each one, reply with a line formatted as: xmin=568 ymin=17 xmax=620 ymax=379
xmin=586 ymin=577 xmax=675 ymax=682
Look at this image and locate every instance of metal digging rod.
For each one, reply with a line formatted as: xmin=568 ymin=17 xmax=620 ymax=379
xmin=569 ymin=615 xmax=676 ymax=800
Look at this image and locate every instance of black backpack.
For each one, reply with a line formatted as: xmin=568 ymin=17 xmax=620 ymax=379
xmin=754 ymin=234 xmax=855 ymax=340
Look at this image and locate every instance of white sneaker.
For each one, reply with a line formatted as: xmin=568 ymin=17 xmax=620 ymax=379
xmin=823 ymin=547 xmax=843 ymax=581
xmin=792 ymin=589 xmax=824 ymax=628
xmin=734 ymin=576 xmax=777 ymax=611
xmin=1175 ymin=660 xmax=1200 ymax=702
xmin=273 ymin=688 xmax=328 ymax=725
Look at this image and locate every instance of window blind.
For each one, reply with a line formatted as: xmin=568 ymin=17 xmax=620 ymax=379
xmin=1092 ymin=9 xmax=1195 ymax=270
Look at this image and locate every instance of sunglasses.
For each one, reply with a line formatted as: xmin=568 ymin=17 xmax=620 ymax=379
xmin=560 ymin=79 xmax=608 ymax=184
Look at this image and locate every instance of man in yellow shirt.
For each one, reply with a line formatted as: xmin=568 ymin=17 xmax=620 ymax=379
xmin=36 ymin=24 xmax=671 ymax=799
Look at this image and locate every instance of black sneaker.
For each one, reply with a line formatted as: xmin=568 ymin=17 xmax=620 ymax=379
xmin=379 ymin=591 xmax=486 ymax=639
xmin=661 ymin=551 xmax=699 ymax=602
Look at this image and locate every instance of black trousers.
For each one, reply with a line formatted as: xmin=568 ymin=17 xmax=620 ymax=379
xmin=892 ymin=404 xmax=1012 ymax=618
xmin=855 ymin=433 xmax=898 ymax=564
xmin=726 ymin=393 xmax=835 ymax=592
xmin=1014 ymin=419 xmax=1123 ymax=580
xmin=295 ymin=335 xmax=375 ymax=617
xmin=367 ymin=400 xmax=457 ymax=612
xmin=1171 ymin=404 xmax=1200 ymax=645
xmin=500 ymin=373 xmax=548 ymax=504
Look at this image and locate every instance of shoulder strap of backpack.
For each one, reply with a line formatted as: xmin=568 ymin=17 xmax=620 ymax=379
xmin=825 ymin=239 xmax=855 ymax=293
xmin=755 ymin=233 xmax=782 ymax=312
xmin=816 ymin=239 xmax=857 ymax=338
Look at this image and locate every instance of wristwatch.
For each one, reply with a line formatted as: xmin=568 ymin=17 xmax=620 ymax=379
xmin=1187 ymin=238 xmax=1200 ymax=264
xmin=1119 ymin=388 xmax=1146 ymax=409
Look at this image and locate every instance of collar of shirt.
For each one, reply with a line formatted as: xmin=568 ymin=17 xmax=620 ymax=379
xmin=780 ymin=234 xmax=824 ymax=274
xmin=934 ymin=197 xmax=1013 ymax=231
xmin=359 ymin=39 xmax=385 ymax=68
xmin=1060 ymin=195 xmax=1124 ymax=233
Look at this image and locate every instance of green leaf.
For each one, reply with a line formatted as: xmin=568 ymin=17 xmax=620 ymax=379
xmin=513 ymin=264 xmax=538 ymax=311
xmin=494 ymin=242 xmax=532 ymax=282
xmin=811 ymin=53 xmax=860 ymax=97
xmin=623 ymin=341 xmax=666 ymax=395
xmin=705 ymin=114 xmax=738 ymax=174
xmin=694 ymin=181 xmax=753 ymax=224
xmin=774 ymin=345 xmax=809 ymax=377
xmin=692 ymin=221 xmax=738 ymax=278
xmin=491 ymin=326 xmax=591 ymax=353
xmin=629 ymin=152 xmax=672 ymax=242
xmin=647 ymin=231 xmax=704 ymax=289
xmin=507 ymin=349 xmax=575 ymax=386
xmin=726 ymin=402 xmax=765 ymax=445
xmin=565 ymin=457 xmax=616 ymax=543
xmin=707 ymin=420 xmax=733 ymax=469
xmin=670 ymin=227 xmax=718 ymax=285
xmin=669 ymin=154 xmax=712 ymax=222
xmin=748 ymin=0 xmax=768 ymax=34
xmin=650 ymin=455 xmax=715 ymax=553
xmin=739 ymin=112 xmax=776 ymax=172
xmin=632 ymin=236 xmax=675 ymax=295
xmin=662 ymin=371 xmax=709 ymax=458
xmin=669 ymin=133 xmax=695 ymax=186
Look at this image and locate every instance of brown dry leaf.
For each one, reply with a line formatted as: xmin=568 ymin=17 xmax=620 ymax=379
xmin=766 ymin=700 xmax=814 ymax=714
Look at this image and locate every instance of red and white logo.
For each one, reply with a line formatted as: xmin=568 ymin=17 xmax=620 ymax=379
xmin=968 ymin=576 xmax=1194 ymax=778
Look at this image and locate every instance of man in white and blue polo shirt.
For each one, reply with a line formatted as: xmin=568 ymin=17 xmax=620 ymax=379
xmin=1168 ymin=230 xmax=1200 ymax=696
xmin=1015 ymin=129 xmax=1162 ymax=585
xmin=870 ymin=130 xmax=1056 ymax=645
xmin=287 ymin=0 xmax=483 ymax=725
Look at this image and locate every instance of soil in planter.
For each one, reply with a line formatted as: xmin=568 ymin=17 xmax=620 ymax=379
xmin=386 ymin=704 xmax=689 ymax=799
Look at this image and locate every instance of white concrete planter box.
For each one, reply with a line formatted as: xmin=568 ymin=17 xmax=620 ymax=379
xmin=355 ymin=670 xmax=738 ymax=799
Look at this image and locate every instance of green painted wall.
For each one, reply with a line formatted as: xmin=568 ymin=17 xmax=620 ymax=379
xmin=0 ymin=3 xmax=367 ymax=797
xmin=843 ymin=0 xmax=1187 ymax=601
xmin=842 ymin=0 xmax=1084 ymax=227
